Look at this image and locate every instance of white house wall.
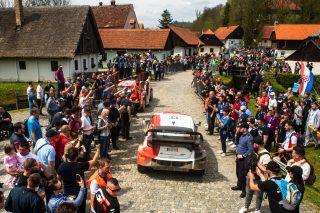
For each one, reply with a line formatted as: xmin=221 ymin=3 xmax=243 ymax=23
xmin=275 ymin=50 xmax=296 ymax=59
xmin=0 ymin=53 xmax=99 ymax=82
xmin=199 ymin=46 xmax=221 ymax=56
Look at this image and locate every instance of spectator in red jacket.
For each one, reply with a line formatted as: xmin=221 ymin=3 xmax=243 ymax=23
xmin=51 ymin=125 xmax=71 ymax=169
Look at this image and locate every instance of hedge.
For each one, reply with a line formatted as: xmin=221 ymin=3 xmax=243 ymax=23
xmin=275 ymin=73 xmax=320 ymax=93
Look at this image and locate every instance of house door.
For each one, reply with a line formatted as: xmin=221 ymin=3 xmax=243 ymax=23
xmin=189 ymin=48 xmax=192 ymax=56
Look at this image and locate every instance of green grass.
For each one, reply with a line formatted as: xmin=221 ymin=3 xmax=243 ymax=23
xmin=0 ymin=82 xmax=29 ymax=110
xmin=304 ymin=147 xmax=320 ymax=208
xmin=213 ymin=74 xmax=233 ymax=85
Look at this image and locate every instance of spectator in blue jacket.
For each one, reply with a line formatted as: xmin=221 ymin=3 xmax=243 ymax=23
xmin=218 ymin=109 xmax=231 ymax=157
xmin=46 ymin=177 xmax=86 ymax=213
xmin=231 ymin=122 xmax=253 ymax=198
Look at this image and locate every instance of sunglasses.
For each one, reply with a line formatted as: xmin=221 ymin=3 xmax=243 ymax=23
xmin=107 ymin=186 xmax=121 ymax=192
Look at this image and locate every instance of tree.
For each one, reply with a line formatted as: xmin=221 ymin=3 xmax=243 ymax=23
xmin=222 ymin=2 xmax=230 ymax=26
xmin=158 ymin=9 xmax=173 ymax=29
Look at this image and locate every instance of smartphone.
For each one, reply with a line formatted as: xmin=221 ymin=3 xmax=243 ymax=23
xmin=76 ymin=174 xmax=81 ymax=182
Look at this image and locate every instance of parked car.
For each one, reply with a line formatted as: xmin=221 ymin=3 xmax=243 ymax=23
xmin=117 ymin=79 xmax=153 ymax=111
xmin=137 ymin=112 xmax=206 ymax=176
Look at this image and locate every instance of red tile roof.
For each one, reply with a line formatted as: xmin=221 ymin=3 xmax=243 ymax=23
xmin=92 ymin=4 xmax=132 ymax=28
xmin=203 ymin=29 xmax=214 ymax=35
xmin=213 ymin=25 xmax=239 ymax=40
xmin=274 ymin=24 xmax=320 ymax=40
xmin=99 ymin=29 xmax=171 ymax=50
xmin=261 ymin=26 xmax=275 ymax=39
xmin=169 ymin=25 xmax=199 ymax=46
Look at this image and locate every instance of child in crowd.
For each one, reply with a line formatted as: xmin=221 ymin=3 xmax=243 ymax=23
xmin=4 ymin=144 xmax=23 ymax=188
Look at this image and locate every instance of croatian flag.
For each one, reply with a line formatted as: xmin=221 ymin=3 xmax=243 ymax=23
xmin=299 ymin=61 xmax=314 ymax=95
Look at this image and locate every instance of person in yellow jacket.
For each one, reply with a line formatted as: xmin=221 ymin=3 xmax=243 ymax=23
xmin=88 ymin=159 xmax=112 ymax=212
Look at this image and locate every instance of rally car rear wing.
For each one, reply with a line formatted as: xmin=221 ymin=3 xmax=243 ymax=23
xmin=145 ymin=129 xmax=203 ymax=144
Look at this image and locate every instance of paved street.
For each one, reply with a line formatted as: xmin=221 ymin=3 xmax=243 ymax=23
xmin=0 ymin=70 xmax=318 ymax=213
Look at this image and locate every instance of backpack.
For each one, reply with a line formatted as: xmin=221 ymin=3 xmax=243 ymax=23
xmin=272 ymin=179 xmax=302 ymax=211
xmin=304 ymin=159 xmax=317 ymax=186
xmin=245 ymin=151 xmax=270 ymax=173
xmin=24 ymin=118 xmax=29 ymax=138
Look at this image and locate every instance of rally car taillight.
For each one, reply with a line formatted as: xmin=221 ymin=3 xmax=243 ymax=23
xmin=147 ymin=140 xmax=153 ymax=148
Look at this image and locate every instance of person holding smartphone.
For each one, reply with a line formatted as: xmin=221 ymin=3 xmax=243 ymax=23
xmin=46 ymin=176 xmax=86 ymax=213
xmin=57 ymin=144 xmax=100 ymax=213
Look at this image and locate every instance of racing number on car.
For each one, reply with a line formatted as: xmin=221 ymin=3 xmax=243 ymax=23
xmin=169 ymin=115 xmax=178 ymax=120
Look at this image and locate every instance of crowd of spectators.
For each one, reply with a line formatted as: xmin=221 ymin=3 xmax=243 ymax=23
xmin=0 ymin=51 xmax=191 ymax=213
xmin=192 ymin=52 xmax=317 ymax=213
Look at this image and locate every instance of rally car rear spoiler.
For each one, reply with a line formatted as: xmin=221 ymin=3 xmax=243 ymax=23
xmin=145 ymin=129 xmax=203 ymax=143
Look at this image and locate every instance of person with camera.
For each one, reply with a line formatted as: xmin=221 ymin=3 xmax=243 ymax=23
xmin=239 ymin=136 xmax=271 ymax=213
xmin=46 ymin=176 xmax=86 ymax=213
xmin=231 ymin=122 xmax=253 ymax=198
xmin=57 ymin=144 xmax=100 ymax=213
xmin=248 ymin=161 xmax=285 ymax=213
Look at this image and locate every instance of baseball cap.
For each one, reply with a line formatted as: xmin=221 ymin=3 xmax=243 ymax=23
xmin=45 ymin=129 xmax=60 ymax=138
xmin=270 ymin=92 xmax=275 ymax=96
xmin=287 ymin=166 xmax=303 ymax=177
xmin=253 ymin=136 xmax=264 ymax=145
xmin=266 ymin=161 xmax=280 ymax=173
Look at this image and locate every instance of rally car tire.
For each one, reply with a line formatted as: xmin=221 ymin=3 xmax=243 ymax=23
xmin=137 ymin=165 xmax=147 ymax=173
xmin=194 ymin=169 xmax=205 ymax=177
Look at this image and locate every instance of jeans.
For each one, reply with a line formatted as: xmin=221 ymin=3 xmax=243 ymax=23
xmin=245 ymin=176 xmax=263 ymax=210
xmin=220 ymin=132 xmax=227 ymax=153
xmin=57 ymin=82 xmax=64 ymax=97
xmin=99 ymin=136 xmax=109 ymax=158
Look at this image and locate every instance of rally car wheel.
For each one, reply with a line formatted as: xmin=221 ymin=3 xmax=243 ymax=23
xmin=194 ymin=169 xmax=205 ymax=177
xmin=137 ymin=165 xmax=147 ymax=173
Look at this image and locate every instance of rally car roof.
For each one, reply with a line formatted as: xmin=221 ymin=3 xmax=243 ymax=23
xmin=150 ymin=112 xmax=194 ymax=132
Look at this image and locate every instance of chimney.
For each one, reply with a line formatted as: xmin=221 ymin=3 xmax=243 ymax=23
xmin=14 ymin=0 xmax=23 ymax=30
xmin=111 ymin=0 xmax=116 ymax=6
xmin=99 ymin=2 xmax=103 ymax=6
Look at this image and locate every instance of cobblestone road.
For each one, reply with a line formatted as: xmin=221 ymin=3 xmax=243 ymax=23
xmin=0 ymin=70 xmax=318 ymax=213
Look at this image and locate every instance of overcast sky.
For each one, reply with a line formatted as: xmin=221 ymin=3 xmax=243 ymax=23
xmin=72 ymin=0 xmax=227 ymax=28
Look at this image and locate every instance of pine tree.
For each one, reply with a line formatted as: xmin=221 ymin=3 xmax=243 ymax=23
xmin=222 ymin=2 xmax=230 ymax=27
xmin=158 ymin=9 xmax=173 ymax=29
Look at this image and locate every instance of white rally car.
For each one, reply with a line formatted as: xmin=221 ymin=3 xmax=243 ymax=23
xmin=137 ymin=112 xmax=206 ymax=176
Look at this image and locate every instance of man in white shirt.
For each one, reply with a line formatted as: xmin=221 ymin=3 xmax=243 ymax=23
xmin=81 ymin=106 xmax=95 ymax=160
xmin=17 ymin=140 xmax=40 ymax=163
xmin=36 ymin=81 xmax=44 ymax=115
xmin=305 ymin=102 xmax=320 ymax=149
xmin=278 ymin=120 xmax=297 ymax=162
xmin=268 ymin=92 xmax=277 ymax=109
xmin=285 ymin=146 xmax=311 ymax=182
